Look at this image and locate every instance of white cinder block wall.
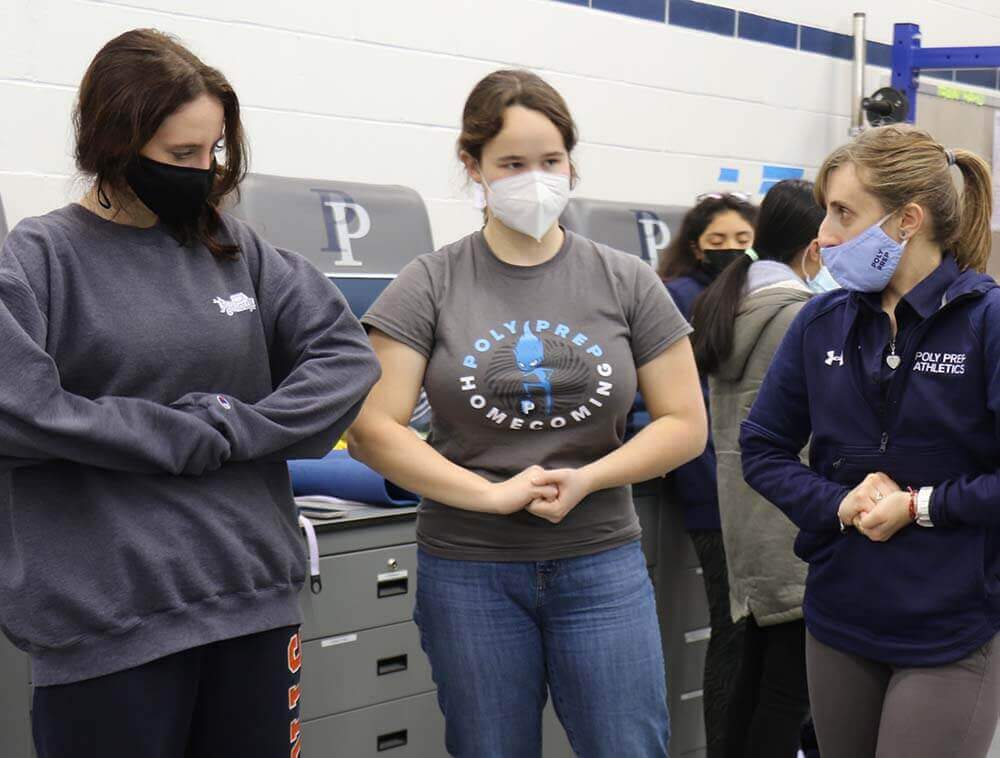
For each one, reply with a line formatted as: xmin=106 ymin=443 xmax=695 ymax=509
xmin=2 ymin=0 xmax=1000 ymax=246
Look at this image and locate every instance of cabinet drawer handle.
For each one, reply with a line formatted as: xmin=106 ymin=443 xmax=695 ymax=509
xmin=377 ymin=729 xmax=408 ymax=751
xmin=377 ymin=654 xmax=408 ymax=676
xmin=377 ymin=576 xmax=409 ymax=598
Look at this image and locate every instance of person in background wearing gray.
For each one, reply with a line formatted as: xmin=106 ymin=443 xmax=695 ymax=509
xmin=348 ymin=69 xmax=708 ymax=757
xmin=692 ymin=180 xmax=829 ymax=757
xmin=0 ymin=29 xmax=379 ymax=758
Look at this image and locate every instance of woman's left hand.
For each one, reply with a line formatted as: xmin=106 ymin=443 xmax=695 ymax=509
xmin=526 ymin=467 xmax=595 ymax=524
xmin=856 ymin=490 xmax=913 ymax=542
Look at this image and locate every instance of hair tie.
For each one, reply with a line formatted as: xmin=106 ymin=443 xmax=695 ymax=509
xmin=744 ymin=248 xmax=759 ymax=262
xmin=96 ymin=180 xmax=112 ymax=210
xmin=945 ymin=148 xmax=957 ymax=167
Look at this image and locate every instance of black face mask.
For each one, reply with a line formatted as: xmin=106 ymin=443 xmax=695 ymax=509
xmin=125 ymin=156 xmax=214 ymax=241
xmin=701 ymin=249 xmax=747 ymax=277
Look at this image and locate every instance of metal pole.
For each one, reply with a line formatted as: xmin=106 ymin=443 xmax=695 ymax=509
xmin=892 ymin=23 xmax=921 ymax=123
xmin=851 ymin=12 xmax=867 ymax=134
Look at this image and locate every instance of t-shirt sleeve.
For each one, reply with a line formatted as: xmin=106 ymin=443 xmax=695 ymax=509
xmin=361 ymin=257 xmax=438 ymax=359
xmin=628 ymin=259 xmax=693 ymax=367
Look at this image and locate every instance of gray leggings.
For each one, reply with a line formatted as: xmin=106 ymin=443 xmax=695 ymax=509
xmin=806 ymin=631 xmax=1000 ymax=758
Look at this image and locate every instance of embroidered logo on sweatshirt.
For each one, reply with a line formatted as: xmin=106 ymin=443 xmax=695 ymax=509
xmin=913 ymin=351 xmax=966 ymax=375
xmin=212 ymin=292 xmax=257 ymax=316
xmin=825 ymin=350 xmax=844 ymax=367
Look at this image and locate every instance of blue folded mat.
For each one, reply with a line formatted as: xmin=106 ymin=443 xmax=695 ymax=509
xmin=288 ymin=449 xmax=418 ymax=507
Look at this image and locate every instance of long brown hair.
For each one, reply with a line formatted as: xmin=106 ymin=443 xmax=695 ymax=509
xmin=73 ymin=28 xmax=248 ymax=258
xmin=657 ymin=194 xmax=758 ymax=280
xmin=458 ymin=69 xmax=579 ymax=183
xmin=816 ymin=124 xmax=993 ymax=273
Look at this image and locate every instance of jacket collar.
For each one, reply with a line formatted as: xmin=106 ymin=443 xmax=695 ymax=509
xmin=855 ymin=255 xmax=995 ymax=313
xmin=842 ymin=255 xmax=996 ymax=340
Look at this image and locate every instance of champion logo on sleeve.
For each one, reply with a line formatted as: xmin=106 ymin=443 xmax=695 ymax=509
xmin=212 ymin=292 xmax=257 ymax=316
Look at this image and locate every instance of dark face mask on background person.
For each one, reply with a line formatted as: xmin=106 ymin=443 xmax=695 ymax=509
xmin=701 ymin=248 xmax=747 ymax=277
xmin=125 ymin=155 xmax=215 ymax=240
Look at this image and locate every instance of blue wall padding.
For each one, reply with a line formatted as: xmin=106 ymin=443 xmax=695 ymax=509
xmin=289 ymin=450 xmax=418 ymax=506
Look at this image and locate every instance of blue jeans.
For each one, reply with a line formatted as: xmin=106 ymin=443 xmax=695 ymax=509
xmin=414 ymin=540 xmax=670 ymax=757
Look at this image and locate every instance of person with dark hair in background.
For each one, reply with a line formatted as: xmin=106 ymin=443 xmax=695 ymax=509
xmin=692 ymin=180 xmax=828 ymax=757
xmin=349 ymin=69 xmax=709 ymax=757
xmin=742 ymin=126 xmax=1000 ymax=757
xmin=657 ymin=192 xmax=757 ymax=758
xmin=0 ymin=29 xmax=379 ymax=757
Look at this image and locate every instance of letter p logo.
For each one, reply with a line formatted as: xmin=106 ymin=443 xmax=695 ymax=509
xmin=634 ymin=210 xmax=671 ymax=268
xmin=313 ymin=189 xmax=372 ymax=267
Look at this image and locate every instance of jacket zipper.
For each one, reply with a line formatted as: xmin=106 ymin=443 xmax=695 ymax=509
xmin=876 ymin=291 xmax=982 ymax=456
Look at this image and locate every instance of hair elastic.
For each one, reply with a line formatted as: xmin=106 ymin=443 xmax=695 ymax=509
xmin=96 ymin=179 xmax=112 ymax=210
xmin=945 ymin=149 xmax=957 ymax=167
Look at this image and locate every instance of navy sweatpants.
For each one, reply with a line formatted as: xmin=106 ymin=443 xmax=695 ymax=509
xmin=32 ymin=626 xmax=303 ymax=758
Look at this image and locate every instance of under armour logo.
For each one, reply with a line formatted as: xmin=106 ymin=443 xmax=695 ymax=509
xmin=825 ymin=350 xmax=844 ymax=367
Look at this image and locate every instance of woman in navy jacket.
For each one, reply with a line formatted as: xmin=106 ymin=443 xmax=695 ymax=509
xmin=741 ymin=124 xmax=1000 ymax=757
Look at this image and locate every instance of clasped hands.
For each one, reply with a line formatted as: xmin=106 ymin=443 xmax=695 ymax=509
xmin=837 ymin=472 xmax=913 ymax=542
xmin=484 ymin=465 xmax=594 ymax=524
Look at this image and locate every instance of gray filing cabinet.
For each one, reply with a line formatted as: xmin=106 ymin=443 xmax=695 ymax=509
xmin=636 ymin=480 xmax=710 ymax=758
xmin=0 ymin=196 xmax=29 ymax=756
xmin=0 ymin=627 xmax=32 ymax=757
xmin=297 ymin=504 xmax=574 ymax=758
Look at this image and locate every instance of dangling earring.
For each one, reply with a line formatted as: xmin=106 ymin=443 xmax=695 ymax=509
xmin=96 ymin=180 xmax=112 ymax=210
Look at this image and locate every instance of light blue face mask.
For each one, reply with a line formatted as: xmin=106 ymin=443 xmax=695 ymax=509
xmin=803 ymin=261 xmax=841 ymax=294
xmin=820 ymin=213 xmax=907 ymax=293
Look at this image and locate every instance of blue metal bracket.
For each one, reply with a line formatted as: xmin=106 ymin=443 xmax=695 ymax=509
xmin=892 ymin=22 xmax=1000 ymax=122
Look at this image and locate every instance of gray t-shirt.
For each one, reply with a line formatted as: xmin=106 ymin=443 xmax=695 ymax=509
xmin=363 ymin=229 xmax=691 ymax=561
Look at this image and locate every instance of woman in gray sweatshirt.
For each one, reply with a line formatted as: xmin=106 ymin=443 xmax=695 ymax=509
xmin=0 ymin=29 xmax=379 ymax=758
xmin=691 ymin=180 xmax=830 ymax=758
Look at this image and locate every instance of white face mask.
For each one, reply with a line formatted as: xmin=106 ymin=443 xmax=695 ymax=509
xmin=481 ymin=170 xmax=571 ymax=242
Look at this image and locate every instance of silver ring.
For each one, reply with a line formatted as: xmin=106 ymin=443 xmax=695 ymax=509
xmin=874 ymin=489 xmax=885 ymax=502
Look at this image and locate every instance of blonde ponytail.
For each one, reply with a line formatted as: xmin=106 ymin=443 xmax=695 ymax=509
xmin=952 ymin=149 xmax=993 ymax=273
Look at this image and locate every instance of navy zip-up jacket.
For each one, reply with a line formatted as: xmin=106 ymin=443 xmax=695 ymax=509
xmin=665 ymin=271 xmax=720 ymax=531
xmin=741 ymin=256 xmax=1000 ymax=666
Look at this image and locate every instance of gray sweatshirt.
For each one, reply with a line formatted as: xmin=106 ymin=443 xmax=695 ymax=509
xmin=0 ymin=204 xmax=380 ymax=685
xmin=709 ymin=262 xmax=811 ymax=626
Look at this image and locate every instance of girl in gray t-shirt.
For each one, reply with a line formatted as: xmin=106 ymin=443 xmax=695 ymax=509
xmin=349 ymin=69 xmax=707 ymax=757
